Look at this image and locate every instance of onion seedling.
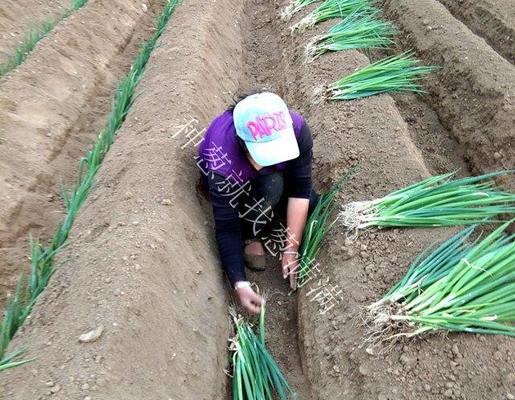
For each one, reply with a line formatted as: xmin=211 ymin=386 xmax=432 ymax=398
xmin=281 ymin=0 xmax=322 ymax=20
xmin=291 ymin=0 xmax=375 ymax=33
xmin=306 ymin=11 xmax=397 ymax=61
xmin=230 ymin=305 xmax=296 ymax=399
xmin=0 ymin=349 xmax=32 ymax=371
xmin=297 ymin=170 xmax=354 ymax=287
xmin=366 ymin=223 xmax=515 ymax=343
xmin=0 ymin=0 xmax=90 ymax=77
xmin=0 ymin=19 xmax=60 ymax=77
xmin=327 ymin=51 xmax=435 ymax=100
xmin=0 ymin=0 xmax=182 ymax=371
xmin=339 ymin=170 xmax=515 ymax=234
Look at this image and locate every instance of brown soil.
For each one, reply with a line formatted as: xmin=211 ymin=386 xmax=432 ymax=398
xmin=380 ymin=0 xmax=515 ymax=178
xmin=437 ymin=0 xmax=515 ymax=64
xmin=235 ymin=2 xmax=315 ymax=398
xmin=0 ymin=0 xmax=69 ymax=65
xmin=278 ymin=4 xmax=514 ymax=400
xmin=0 ymin=0 xmax=163 ymax=304
xmin=2 ymin=0 xmax=243 ymax=398
xmin=1 ymin=0 xmax=514 ymax=399
xmin=386 ymin=92 xmax=470 ymax=176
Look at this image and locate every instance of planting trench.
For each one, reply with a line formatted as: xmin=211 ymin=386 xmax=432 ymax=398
xmin=0 ymin=0 xmax=165 ymax=305
xmin=276 ymin=2 xmax=513 ymax=399
xmin=0 ymin=0 xmax=69 ymax=66
xmin=437 ymin=0 xmax=515 ymax=65
xmin=380 ymin=0 xmax=515 ymax=180
xmin=1 ymin=0 xmax=514 ymax=399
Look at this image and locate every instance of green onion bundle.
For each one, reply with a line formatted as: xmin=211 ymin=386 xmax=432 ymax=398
xmin=366 ymin=223 xmax=515 ymax=342
xmin=327 ymin=52 xmax=435 ymax=100
xmin=297 ymin=170 xmax=354 ymax=287
xmin=339 ymin=171 xmax=515 ymax=234
xmin=281 ymin=0 xmax=322 ymax=20
xmin=306 ymin=11 xmax=397 ymax=61
xmin=230 ymin=306 xmax=296 ymax=399
xmin=291 ymin=0 xmax=375 ymax=33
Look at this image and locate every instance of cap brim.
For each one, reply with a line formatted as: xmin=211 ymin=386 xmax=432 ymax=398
xmin=244 ymin=129 xmax=300 ymax=167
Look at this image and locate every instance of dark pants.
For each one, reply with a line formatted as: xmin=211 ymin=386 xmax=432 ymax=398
xmin=237 ymin=172 xmax=318 ymax=242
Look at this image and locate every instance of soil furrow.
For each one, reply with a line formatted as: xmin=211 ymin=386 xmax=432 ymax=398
xmin=234 ymin=3 xmax=315 ymax=398
xmin=437 ymin=0 xmax=515 ymax=65
xmin=380 ymin=0 xmax=515 ymax=180
xmin=274 ymin=1 xmax=514 ymax=399
xmin=386 ymin=92 xmax=470 ymax=176
xmin=0 ymin=0 xmax=163 ymax=305
xmin=0 ymin=0 xmax=69 ymax=66
xmin=2 ymin=0 xmax=243 ymax=398
xmin=1 ymin=0 xmax=513 ymax=398
xmin=368 ymin=48 xmax=470 ymax=176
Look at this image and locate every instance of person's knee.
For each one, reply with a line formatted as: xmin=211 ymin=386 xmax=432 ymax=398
xmin=258 ymin=173 xmax=284 ymax=207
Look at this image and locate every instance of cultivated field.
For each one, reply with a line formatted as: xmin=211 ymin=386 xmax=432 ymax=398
xmin=0 ymin=0 xmax=513 ymax=399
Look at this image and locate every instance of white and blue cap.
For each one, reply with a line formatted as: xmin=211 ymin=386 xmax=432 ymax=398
xmin=233 ymin=92 xmax=299 ymax=167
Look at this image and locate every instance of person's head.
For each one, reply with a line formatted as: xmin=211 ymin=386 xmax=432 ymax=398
xmin=231 ymin=91 xmax=299 ymax=167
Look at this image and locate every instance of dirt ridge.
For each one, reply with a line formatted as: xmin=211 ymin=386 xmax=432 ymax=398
xmin=437 ymin=0 xmax=515 ymax=65
xmin=1 ymin=0 xmax=244 ymax=398
xmin=0 ymin=0 xmax=160 ymax=303
xmin=381 ymin=0 xmax=515 ymax=178
xmin=0 ymin=0 xmax=69 ymax=66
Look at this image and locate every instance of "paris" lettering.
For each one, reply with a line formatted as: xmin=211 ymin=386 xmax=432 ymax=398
xmin=246 ymin=111 xmax=287 ymax=140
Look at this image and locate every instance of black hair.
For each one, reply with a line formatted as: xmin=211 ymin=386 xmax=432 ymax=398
xmin=227 ymin=89 xmax=268 ymax=113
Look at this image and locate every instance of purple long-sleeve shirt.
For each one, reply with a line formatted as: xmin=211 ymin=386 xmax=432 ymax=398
xmin=198 ymin=110 xmax=313 ymax=286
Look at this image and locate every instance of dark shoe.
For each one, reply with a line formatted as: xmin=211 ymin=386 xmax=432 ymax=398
xmin=243 ymin=253 xmax=266 ymax=271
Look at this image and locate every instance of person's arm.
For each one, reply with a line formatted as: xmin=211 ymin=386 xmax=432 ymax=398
xmin=208 ymin=173 xmax=264 ymax=313
xmin=282 ymin=198 xmax=309 ymax=289
xmin=282 ymin=121 xmax=314 ymax=289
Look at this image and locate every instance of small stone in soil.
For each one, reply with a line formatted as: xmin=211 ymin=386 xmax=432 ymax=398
xmin=50 ymin=384 xmax=61 ymax=393
xmin=79 ymin=326 xmax=104 ymax=343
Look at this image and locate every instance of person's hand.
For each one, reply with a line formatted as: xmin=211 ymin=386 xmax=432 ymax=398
xmin=281 ymin=250 xmax=299 ymax=290
xmin=235 ymin=282 xmax=264 ymax=314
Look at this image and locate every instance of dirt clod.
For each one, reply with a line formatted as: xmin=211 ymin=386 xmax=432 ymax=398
xmin=78 ymin=325 xmax=104 ymax=343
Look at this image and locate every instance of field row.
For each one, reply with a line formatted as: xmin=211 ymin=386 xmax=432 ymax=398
xmin=0 ymin=0 xmax=160 ymax=303
xmin=0 ymin=0 xmax=513 ymax=398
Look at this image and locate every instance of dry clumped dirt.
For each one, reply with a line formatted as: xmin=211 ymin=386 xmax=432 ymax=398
xmin=0 ymin=0 xmax=514 ymax=399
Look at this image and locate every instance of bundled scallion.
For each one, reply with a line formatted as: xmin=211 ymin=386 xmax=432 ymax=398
xmin=339 ymin=171 xmax=515 ymax=234
xmin=291 ymin=0 xmax=375 ymax=33
xmin=230 ymin=305 xmax=296 ymax=400
xmin=280 ymin=0 xmax=322 ymax=20
xmin=327 ymin=52 xmax=435 ymax=100
xmin=297 ymin=170 xmax=354 ymax=287
xmin=306 ymin=11 xmax=397 ymax=61
xmin=366 ymin=223 xmax=515 ymax=343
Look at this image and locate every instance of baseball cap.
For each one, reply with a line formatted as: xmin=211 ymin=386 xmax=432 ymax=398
xmin=233 ymin=92 xmax=300 ymax=167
